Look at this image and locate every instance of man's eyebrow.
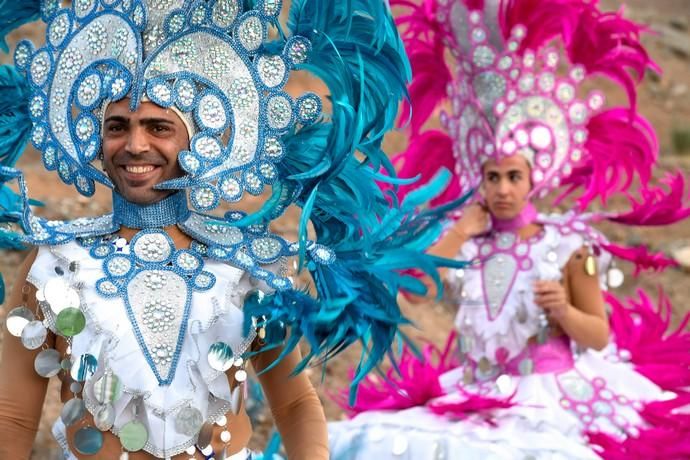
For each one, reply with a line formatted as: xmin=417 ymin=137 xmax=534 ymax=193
xmin=103 ymin=115 xmax=129 ymax=124
xmin=139 ymin=118 xmax=176 ymax=125
xmin=103 ymin=116 xmax=177 ymax=126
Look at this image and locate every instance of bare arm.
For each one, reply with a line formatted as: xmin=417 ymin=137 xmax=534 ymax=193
xmin=534 ymin=248 xmax=610 ymax=350
xmin=0 ymin=248 xmax=53 ymax=459
xmin=252 ymin=344 xmax=328 ymax=460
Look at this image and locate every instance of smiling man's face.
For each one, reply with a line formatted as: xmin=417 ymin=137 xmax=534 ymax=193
xmin=102 ymin=99 xmax=188 ymax=205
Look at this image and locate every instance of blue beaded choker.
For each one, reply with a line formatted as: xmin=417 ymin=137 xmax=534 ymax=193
xmin=112 ymin=191 xmax=190 ymax=229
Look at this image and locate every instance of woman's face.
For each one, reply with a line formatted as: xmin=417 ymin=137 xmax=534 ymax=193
xmin=480 ymin=155 xmax=532 ymax=220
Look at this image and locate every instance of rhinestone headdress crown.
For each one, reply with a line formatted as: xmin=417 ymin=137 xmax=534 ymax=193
xmin=16 ymin=0 xmax=321 ymax=211
xmin=438 ymin=1 xmax=606 ymax=198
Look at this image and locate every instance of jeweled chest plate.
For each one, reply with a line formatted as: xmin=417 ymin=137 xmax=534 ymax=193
xmin=87 ymin=230 xmax=215 ymax=385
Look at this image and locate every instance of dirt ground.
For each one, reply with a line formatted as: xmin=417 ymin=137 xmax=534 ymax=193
xmin=0 ymin=1 xmax=689 ymax=458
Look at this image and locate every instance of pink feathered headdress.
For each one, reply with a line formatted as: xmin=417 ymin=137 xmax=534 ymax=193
xmin=390 ymin=0 xmax=690 ymax=272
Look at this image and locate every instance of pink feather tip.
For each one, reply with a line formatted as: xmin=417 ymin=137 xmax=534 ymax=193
xmin=333 ymin=333 xmax=460 ymax=416
xmin=567 ymin=3 xmax=660 ymax=108
xmin=608 ymin=172 xmax=690 ymax=227
xmin=428 ymin=390 xmax=517 ymax=426
xmin=607 ymin=289 xmax=690 ymax=392
xmin=388 ymin=130 xmax=460 ymax=207
xmin=557 ymin=108 xmax=658 ymax=210
xmin=391 ymin=0 xmax=452 ymax=134
xmin=601 ymin=243 xmax=677 ymax=276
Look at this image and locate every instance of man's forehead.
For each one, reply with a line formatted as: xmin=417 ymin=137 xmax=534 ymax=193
xmin=105 ymin=99 xmax=178 ymax=119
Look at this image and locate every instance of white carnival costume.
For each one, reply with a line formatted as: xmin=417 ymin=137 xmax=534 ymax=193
xmin=329 ymin=0 xmax=690 ymax=458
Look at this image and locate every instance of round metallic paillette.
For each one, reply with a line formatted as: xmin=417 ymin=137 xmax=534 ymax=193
xmin=43 ymin=278 xmax=80 ymax=314
xmin=56 ymin=307 xmax=86 ymax=337
xmin=61 ymin=397 xmax=86 ymax=426
xmin=94 ymin=403 xmax=116 ymax=431
xmin=175 ymin=406 xmax=203 ymax=436
xmin=119 ymin=421 xmax=148 ymax=452
xmin=93 ymin=372 xmax=123 ymax=404
xmin=21 ymin=320 xmax=48 ymax=350
xmin=34 ymin=349 xmax=62 ymax=378
xmin=6 ymin=306 xmax=35 ymax=337
xmin=607 ymin=267 xmax=625 ymax=289
xmin=208 ymin=342 xmax=234 ymax=372
xmin=74 ymin=426 xmax=104 ymax=455
xmin=70 ymin=353 xmax=98 ymax=382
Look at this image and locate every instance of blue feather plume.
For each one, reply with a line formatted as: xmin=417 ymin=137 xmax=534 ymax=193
xmin=0 ymin=0 xmax=41 ymax=53
xmin=0 ymin=63 xmax=32 ymax=303
xmin=237 ymin=1 xmax=475 ymax=402
xmin=0 ymin=65 xmax=32 ymax=169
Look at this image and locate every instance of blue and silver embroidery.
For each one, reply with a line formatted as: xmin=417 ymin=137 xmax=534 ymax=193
xmin=16 ymin=0 xmax=320 ymax=212
xmin=89 ymin=229 xmax=215 ymax=385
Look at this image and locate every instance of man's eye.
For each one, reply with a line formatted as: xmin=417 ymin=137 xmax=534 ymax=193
xmin=107 ymin=125 xmax=124 ymax=133
xmin=152 ymin=125 xmax=170 ymax=133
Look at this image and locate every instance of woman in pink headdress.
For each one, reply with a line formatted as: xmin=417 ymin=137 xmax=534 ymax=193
xmin=328 ymin=1 xmax=690 ymax=458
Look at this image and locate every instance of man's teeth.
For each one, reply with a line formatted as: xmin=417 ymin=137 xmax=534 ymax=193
xmin=125 ymin=165 xmax=155 ymax=174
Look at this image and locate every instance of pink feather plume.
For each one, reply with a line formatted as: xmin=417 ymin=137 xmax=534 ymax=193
xmin=601 ymin=243 xmax=677 ymax=276
xmin=391 ymin=0 xmax=452 ymax=135
xmin=567 ymin=4 xmax=660 ymax=109
xmin=607 ymin=290 xmax=690 ymax=393
xmin=334 ymin=333 xmax=460 ymax=416
xmin=608 ymin=172 xmax=690 ymax=226
xmin=385 ymin=130 xmax=460 ymax=207
xmin=557 ymin=108 xmax=658 ymax=210
xmin=587 ymin=393 xmax=690 ymax=460
xmin=428 ymin=391 xmax=517 ymax=426
xmin=498 ymin=0 xmax=587 ymax=51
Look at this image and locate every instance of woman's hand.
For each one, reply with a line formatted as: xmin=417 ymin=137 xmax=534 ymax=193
xmin=533 ymin=280 xmax=571 ymax=321
xmin=451 ymin=203 xmax=490 ymax=239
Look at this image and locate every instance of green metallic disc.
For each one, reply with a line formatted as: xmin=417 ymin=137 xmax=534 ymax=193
xmin=119 ymin=420 xmax=148 ymax=452
xmin=56 ymin=307 xmax=86 ymax=337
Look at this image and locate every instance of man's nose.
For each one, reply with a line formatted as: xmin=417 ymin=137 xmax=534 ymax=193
xmin=125 ymin=127 xmax=150 ymax=155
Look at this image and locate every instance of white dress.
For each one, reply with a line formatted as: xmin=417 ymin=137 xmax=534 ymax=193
xmin=28 ymin=235 xmax=257 ymax=459
xmin=329 ymin=217 xmax=672 ymax=460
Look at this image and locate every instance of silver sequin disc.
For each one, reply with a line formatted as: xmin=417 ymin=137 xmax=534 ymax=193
xmin=43 ymin=278 xmax=80 ymax=314
xmin=93 ymin=372 xmax=123 ymax=404
xmin=6 ymin=306 xmax=35 ymax=337
xmin=392 ymin=434 xmax=409 ymax=455
xmin=495 ymin=374 xmax=513 ymax=394
xmin=61 ymin=397 xmax=86 ymax=426
xmin=208 ymin=342 xmax=235 ymax=372
xmin=175 ymin=406 xmax=204 ymax=436
xmin=21 ymin=320 xmax=48 ymax=349
xmin=94 ymin=403 xmax=116 ymax=431
xmin=607 ymin=267 xmax=624 ymax=288
xmin=34 ymin=349 xmax=62 ymax=378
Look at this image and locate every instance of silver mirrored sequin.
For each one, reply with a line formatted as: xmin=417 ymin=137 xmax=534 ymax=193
xmin=6 ymin=306 xmax=35 ymax=337
xmin=21 ymin=321 xmax=48 ymax=350
xmin=175 ymin=406 xmax=204 ymax=436
xmin=34 ymin=349 xmax=62 ymax=378
xmin=61 ymin=397 xmax=86 ymax=426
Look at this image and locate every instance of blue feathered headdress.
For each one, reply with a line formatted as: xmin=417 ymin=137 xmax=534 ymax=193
xmin=0 ymin=0 xmax=468 ymax=399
